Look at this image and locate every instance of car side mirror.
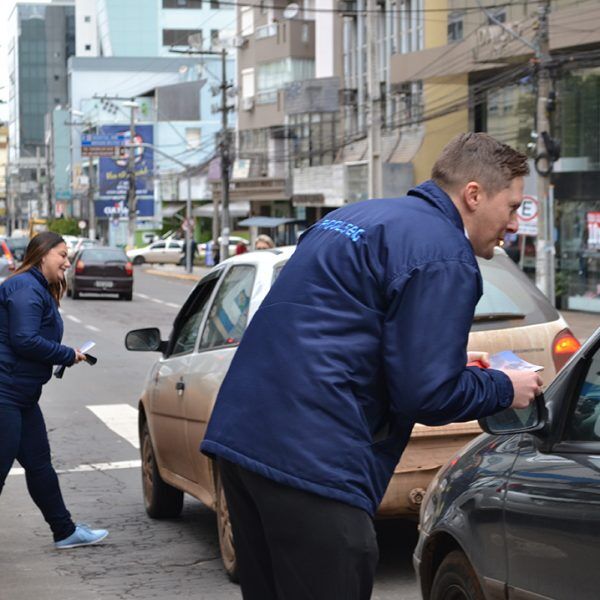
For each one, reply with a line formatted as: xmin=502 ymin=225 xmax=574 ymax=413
xmin=125 ymin=328 xmax=166 ymax=353
xmin=479 ymin=394 xmax=547 ymax=436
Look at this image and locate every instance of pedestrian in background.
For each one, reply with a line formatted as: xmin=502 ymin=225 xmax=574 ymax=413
xmin=0 ymin=232 xmax=108 ymax=549
xmin=254 ymin=234 xmax=275 ymax=250
xmin=202 ymin=133 xmax=543 ymax=600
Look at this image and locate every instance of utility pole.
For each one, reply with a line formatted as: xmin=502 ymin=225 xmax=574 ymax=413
xmin=169 ymin=46 xmax=234 ymax=262
xmin=366 ymin=0 xmax=382 ymax=199
xmin=125 ymin=101 xmax=138 ymax=250
xmin=534 ymin=0 xmax=555 ymax=302
xmin=88 ymin=158 xmax=96 ymax=240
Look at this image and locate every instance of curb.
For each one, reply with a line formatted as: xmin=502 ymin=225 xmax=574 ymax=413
xmin=145 ymin=269 xmax=201 ymax=281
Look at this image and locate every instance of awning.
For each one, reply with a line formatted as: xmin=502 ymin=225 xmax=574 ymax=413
xmin=237 ymin=217 xmax=305 ymax=228
xmin=192 ymin=201 xmax=250 ymax=218
xmin=161 ymin=204 xmax=185 ymax=218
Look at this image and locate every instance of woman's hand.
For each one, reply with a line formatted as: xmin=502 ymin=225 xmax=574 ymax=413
xmin=467 ymin=351 xmax=490 ymax=368
xmin=73 ymin=350 xmax=87 ymax=364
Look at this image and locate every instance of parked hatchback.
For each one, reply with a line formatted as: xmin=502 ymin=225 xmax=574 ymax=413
xmin=67 ymin=247 xmax=133 ymax=300
xmin=414 ymin=324 xmax=600 ymax=600
xmin=125 ymin=247 xmax=579 ymax=579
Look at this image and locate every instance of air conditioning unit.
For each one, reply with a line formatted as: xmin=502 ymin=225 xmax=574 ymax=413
xmin=242 ymin=96 xmax=255 ymax=111
xmin=233 ymin=35 xmax=248 ymax=49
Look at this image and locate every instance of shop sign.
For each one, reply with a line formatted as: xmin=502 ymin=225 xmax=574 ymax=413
xmin=587 ymin=212 xmax=600 ymax=249
xmin=517 ymin=195 xmax=538 ymax=236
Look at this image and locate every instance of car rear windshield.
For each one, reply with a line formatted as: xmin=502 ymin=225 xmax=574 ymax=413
xmin=473 ymin=252 xmax=559 ymax=331
xmin=80 ymin=249 xmax=127 ymax=262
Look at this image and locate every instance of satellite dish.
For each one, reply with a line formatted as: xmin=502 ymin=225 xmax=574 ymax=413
xmin=283 ymin=3 xmax=300 ymax=19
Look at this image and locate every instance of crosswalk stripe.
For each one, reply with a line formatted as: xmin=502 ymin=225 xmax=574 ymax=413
xmin=87 ymin=404 xmax=140 ymax=449
xmin=66 ymin=315 xmax=82 ymax=323
xmin=8 ymin=460 xmax=141 ymax=477
xmin=85 ymin=324 xmax=100 ymax=332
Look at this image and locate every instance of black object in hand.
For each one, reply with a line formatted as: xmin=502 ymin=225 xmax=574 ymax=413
xmin=54 ymin=354 xmax=97 ymax=378
xmin=84 ymin=353 xmax=97 ymax=365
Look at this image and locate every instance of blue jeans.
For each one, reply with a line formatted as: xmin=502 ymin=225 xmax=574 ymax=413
xmin=0 ymin=402 xmax=75 ymax=542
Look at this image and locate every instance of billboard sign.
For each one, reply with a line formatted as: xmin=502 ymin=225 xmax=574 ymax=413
xmin=81 ymin=133 xmax=126 ymax=158
xmin=98 ymin=125 xmax=154 ymax=210
xmin=94 ymin=199 xmax=155 ymax=218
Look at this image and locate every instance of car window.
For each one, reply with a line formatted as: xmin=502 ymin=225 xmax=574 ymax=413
xmin=473 ymin=253 xmax=560 ymax=331
xmin=170 ymin=278 xmax=219 ymax=356
xmin=81 ymin=249 xmax=127 ymax=262
xmin=150 ymin=242 xmax=166 ymax=250
xmin=272 ymin=260 xmax=288 ymax=284
xmin=564 ymin=349 xmax=600 ymax=442
xmin=169 ymin=241 xmax=183 ymax=249
xmin=199 ymin=266 xmax=256 ymax=350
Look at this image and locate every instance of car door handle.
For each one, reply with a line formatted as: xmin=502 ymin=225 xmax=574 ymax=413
xmin=176 ymin=380 xmax=185 ymax=396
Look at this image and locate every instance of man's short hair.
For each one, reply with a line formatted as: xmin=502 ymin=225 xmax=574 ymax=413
xmin=431 ymin=132 xmax=529 ymax=195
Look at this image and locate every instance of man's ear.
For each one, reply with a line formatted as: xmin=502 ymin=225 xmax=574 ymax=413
xmin=462 ymin=181 xmax=482 ymax=213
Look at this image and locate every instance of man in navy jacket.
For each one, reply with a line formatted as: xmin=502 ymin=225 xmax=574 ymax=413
xmin=201 ymin=133 xmax=543 ymax=600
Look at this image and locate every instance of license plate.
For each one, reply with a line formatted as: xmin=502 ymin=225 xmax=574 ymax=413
xmin=94 ymin=280 xmax=114 ymax=288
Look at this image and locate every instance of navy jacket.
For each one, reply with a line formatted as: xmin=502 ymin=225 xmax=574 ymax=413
xmin=201 ymin=181 xmax=513 ymax=516
xmin=0 ymin=268 xmax=75 ymax=405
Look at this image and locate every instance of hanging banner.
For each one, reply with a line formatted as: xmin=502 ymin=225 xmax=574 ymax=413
xmin=98 ymin=125 xmax=154 ymax=208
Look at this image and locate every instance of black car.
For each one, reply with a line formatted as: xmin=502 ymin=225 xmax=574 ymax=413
xmin=414 ymin=325 xmax=600 ymax=600
xmin=66 ymin=247 xmax=133 ymax=300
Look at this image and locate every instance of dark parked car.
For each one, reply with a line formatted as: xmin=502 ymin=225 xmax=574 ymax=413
xmin=66 ymin=247 xmax=133 ymax=300
xmin=5 ymin=236 xmax=28 ymax=262
xmin=414 ymin=325 xmax=600 ymax=600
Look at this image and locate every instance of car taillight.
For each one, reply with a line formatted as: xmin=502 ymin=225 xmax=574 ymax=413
xmin=552 ymin=328 xmax=581 ymax=372
xmin=125 ymin=262 xmax=133 ymax=276
xmin=76 ymin=260 xmax=85 ymax=274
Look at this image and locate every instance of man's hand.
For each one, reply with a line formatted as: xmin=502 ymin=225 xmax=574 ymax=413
xmin=502 ymin=369 xmax=544 ymax=409
xmin=467 ymin=351 xmax=490 ymax=368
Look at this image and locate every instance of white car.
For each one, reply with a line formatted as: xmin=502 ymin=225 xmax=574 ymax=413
xmin=127 ymin=239 xmax=185 ymax=265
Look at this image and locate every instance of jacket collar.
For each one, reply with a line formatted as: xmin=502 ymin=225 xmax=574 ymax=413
xmin=29 ymin=267 xmax=49 ymax=289
xmin=408 ymin=180 xmax=465 ymax=233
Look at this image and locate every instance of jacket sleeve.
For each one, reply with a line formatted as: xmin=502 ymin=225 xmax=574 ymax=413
xmin=383 ymin=259 xmax=513 ymax=427
xmin=6 ymin=286 xmax=76 ymax=366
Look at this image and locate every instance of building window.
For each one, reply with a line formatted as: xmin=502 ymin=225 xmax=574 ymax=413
xmin=240 ymin=6 xmax=254 ymax=36
xmin=84 ymin=44 xmax=91 ymax=51
xmin=210 ymin=0 xmax=220 ymax=7
xmin=211 ymin=29 xmax=220 ymax=47
xmin=54 ymin=74 xmax=60 ymax=81
xmin=186 ymin=127 xmax=202 ymax=149
xmin=162 ymin=0 xmax=203 ymax=7
xmin=447 ymin=11 xmax=463 ymax=43
xmin=488 ymin=9 xmax=506 ymax=24
xmin=84 ymin=15 xmax=91 ymax=23
xmin=256 ymin=58 xmax=315 ymax=103
xmin=288 ymin=112 xmax=338 ymax=168
xmin=241 ymin=68 xmax=255 ymax=98
xmin=162 ymin=29 xmax=202 ymax=46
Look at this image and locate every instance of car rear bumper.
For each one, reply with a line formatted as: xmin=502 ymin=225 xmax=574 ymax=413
xmin=73 ymin=276 xmax=133 ymax=293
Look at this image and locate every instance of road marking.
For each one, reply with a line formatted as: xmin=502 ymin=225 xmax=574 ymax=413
xmin=8 ymin=459 xmax=141 ymax=477
xmin=166 ymin=302 xmax=179 ymax=308
xmin=85 ymin=324 xmax=100 ymax=332
xmin=87 ymin=404 xmax=140 ymax=449
xmin=151 ymin=298 xmax=165 ymax=304
xmin=66 ymin=315 xmax=82 ymax=324
xmin=135 ymin=293 xmax=150 ymax=299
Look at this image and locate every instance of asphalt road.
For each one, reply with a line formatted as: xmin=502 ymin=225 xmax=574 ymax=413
xmin=0 ymin=267 xmax=420 ymax=600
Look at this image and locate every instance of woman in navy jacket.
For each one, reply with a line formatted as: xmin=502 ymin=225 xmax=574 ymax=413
xmin=0 ymin=232 xmax=108 ymax=549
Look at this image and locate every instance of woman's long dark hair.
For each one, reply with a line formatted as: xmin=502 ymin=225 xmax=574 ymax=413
xmin=9 ymin=232 xmax=67 ymax=305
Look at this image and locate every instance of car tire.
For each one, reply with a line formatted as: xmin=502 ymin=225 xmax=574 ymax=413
xmin=430 ymin=550 xmax=485 ymax=600
xmin=133 ymin=256 xmax=145 ymax=265
xmin=122 ymin=292 xmax=133 ymax=301
xmin=66 ymin=286 xmax=72 ymax=298
xmin=140 ymin=421 xmax=184 ymax=519
xmin=215 ymin=467 xmax=239 ymax=583
xmin=72 ymin=286 xmax=80 ymax=300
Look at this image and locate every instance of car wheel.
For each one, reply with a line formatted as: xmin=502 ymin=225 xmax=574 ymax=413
xmin=430 ymin=551 xmax=484 ymax=600
xmin=133 ymin=256 xmax=145 ymax=265
xmin=122 ymin=292 xmax=133 ymax=301
xmin=72 ymin=286 xmax=80 ymax=300
xmin=140 ymin=421 xmax=183 ymax=518
xmin=215 ymin=467 xmax=239 ymax=582
xmin=66 ymin=286 xmax=72 ymax=298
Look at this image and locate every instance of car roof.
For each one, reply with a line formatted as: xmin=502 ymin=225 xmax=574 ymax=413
xmin=218 ymin=246 xmax=296 ymax=267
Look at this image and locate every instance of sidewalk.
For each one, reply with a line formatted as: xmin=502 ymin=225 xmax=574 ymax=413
xmin=144 ymin=264 xmax=598 ymax=341
xmin=143 ymin=263 xmax=210 ymax=281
